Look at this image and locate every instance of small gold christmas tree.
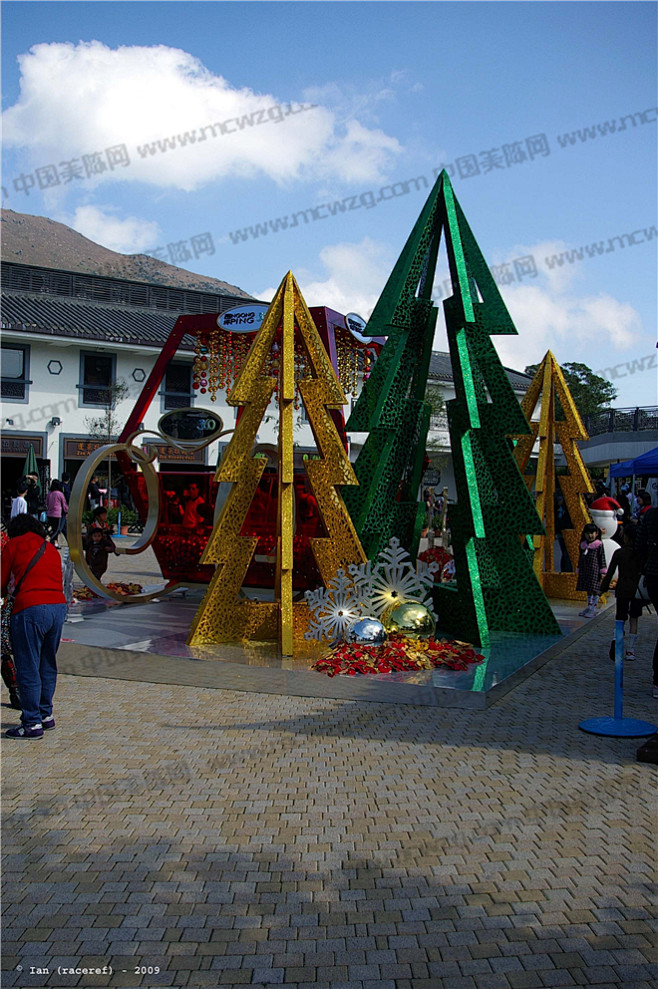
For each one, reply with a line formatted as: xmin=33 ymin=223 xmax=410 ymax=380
xmin=514 ymin=351 xmax=594 ymax=598
xmin=188 ymin=272 xmax=366 ymax=654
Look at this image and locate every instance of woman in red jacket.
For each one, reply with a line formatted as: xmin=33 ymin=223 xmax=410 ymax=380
xmin=1 ymin=514 xmax=66 ymax=738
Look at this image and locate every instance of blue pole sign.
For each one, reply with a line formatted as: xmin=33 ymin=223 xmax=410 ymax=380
xmin=579 ymin=619 xmax=657 ymax=737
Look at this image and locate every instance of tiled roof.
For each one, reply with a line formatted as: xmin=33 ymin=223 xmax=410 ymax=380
xmin=429 ymin=350 xmax=532 ymax=391
xmin=2 ymin=262 xmax=255 ymax=350
xmin=1 ymin=263 xmax=532 ymax=389
xmin=1 ymin=290 xmax=196 ymax=350
xmin=0 ymin=262 xmax=254 ymax=351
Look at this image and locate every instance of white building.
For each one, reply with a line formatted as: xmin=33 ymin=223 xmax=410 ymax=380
xmin=422 ymin=351 xmax=532 ymax=496
xmin=1 ymin=259 xmax=533 ymax=518
xmin=1 ymin=262 xmax=263 ymax=511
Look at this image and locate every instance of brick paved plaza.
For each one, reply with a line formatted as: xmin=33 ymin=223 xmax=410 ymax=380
xmin=2 ymin=559 xmax=657 ymax=989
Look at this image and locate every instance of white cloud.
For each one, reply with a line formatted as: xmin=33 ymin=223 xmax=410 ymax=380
xmin=303 ymin=69 xmax=421 ymax=128
xmin=259 ymin=234 xmax=643 ymax=379
xmin=498 ymin=239 xmax=583 ymax=294
xmin=3 ymin=41 xmax=402 ymax=192
xmin=495 ymin=284 xmax=642 ymax=372
xmin=482 ymin=238 xmax=644 ymax=369
xmin=65 ymin=205 xmax=160 ymax=253
xmin=257 ymin=237 xmax=395 ymax=316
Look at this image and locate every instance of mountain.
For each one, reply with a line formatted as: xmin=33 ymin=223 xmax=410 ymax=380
xmin=1 ymin=208 xmax=254 ymax=299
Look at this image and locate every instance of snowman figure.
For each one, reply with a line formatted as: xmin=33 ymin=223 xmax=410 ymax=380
xmin=588 ymin=496 xmax=624 ymax=567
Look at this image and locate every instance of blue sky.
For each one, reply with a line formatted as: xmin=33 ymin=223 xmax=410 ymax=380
xmin=2 ymin=1 xmax=656 ymax=405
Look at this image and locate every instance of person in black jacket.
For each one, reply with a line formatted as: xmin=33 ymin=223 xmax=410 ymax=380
xmin=21 ymin=474 xmax=41 ymax=518
xmin=635 ymin=506 xmax=658 ymax=697
xmin=87 ymin=476 xmax=101 ymax=511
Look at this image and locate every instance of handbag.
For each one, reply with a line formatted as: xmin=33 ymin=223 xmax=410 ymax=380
xmin=635 ymin=575 xmax=651 ymax=602
xmin=1 ymin=542 xmax=45 ymax=709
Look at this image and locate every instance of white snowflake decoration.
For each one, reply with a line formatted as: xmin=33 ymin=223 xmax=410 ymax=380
xmin=305 ymin=568 xmax=367 ymax=642
xmin=305 ymin=538 xmax=439 ymax=642
xmin=349 ymin=537 xmax=438 ymax=618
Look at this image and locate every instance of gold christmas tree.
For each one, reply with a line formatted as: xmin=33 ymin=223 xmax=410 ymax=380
xmin=188 ymin=272 xmax=366 ymax=654
xmin=513 ymin=351 xmax=594 ymax=598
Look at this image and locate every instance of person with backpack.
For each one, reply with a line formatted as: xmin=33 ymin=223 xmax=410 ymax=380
xmin=1 ymin=514 xmax=66 ymax=738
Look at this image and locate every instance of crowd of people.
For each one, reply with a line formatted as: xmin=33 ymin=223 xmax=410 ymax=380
xmin=10 ymin=472 xmax=73 ymax=548
xmin=585 ymin=479 xmax=653 ymax=522
xmin=572 ymin=485 xmax=658 ymax=698
xmin=2 ymin=469 xmax=656 ymax=740
xmin=162 ymin=481 xmax=213 ymax=527
xmin=1 ymin=475 xmax=125 ymax=738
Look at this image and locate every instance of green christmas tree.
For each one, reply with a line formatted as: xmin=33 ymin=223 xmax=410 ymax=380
xmin=343 ymin=176 xmax=441 ymax=560
xmin=433 ymin=173 xmax=560 ymax=645
xmin=348 ymin=170 xmax=560 ymax=646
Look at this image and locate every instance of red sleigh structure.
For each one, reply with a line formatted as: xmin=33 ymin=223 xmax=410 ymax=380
xmin=117 ymin=307 xmax=382 ymax=589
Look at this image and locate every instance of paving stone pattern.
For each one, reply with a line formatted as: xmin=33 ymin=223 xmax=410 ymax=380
xmin=2 ymin=608 xmax=657 ymax=989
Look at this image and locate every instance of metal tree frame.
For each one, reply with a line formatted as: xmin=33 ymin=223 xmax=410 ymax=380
xmin=342 ymin=175 xmax=440 ymax=561
xmin=513 ymin=351 xmax=594 ymax=600
xmin=347 ymin=169 xmax=559 ymax=647
xmin=434 ymin=173 xmax=560 ymax=645
xmin=188 ymin=272 xmax=367 ymax=655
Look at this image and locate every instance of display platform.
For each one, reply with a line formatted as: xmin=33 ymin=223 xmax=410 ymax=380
xmin=57 ymin=592 xmax=607 ymax=709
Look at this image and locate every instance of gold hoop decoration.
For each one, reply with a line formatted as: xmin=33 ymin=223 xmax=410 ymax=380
xmin=68 ymin=441 xmax=181 ymax=604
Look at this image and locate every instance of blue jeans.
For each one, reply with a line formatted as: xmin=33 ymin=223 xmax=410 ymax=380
xmin=10 ymin=604 xmax=66 ymax=727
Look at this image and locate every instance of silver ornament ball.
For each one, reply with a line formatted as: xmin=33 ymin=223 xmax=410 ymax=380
xmin=345 ymin=617 xmax=388 ymax=646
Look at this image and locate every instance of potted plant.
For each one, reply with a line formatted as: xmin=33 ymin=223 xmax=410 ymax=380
xmin=106 ymin=506 xmax=139 ymax=534
xmin=117 ymin=508 xmax=139 ymax=535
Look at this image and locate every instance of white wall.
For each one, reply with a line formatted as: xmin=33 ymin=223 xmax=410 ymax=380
xmin=2 ymin=330 xmax=530 ymax=501
xmin=0 ymin=331 xmax=319 ymax=479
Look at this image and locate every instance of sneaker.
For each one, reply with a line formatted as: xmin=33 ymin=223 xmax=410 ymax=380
xmin=585 ymin=606 xmax=598 ymax=618
xmin=42 ymin=716 xmax=55 ymax=730
xmin=6 ymin=724 xmax=43 ymax=739
xmin=624 ymin=651 xmax=635 ymax=662
xmin=578 ymin=607 xmax=590 ymax=616
xmin=653 ymin=685 xmax=658 ymax=699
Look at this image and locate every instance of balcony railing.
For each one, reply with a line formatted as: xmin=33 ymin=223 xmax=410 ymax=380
xmin=581 ymin=407 xmax=658 ymax=437
xmin=429 ymin=412 xmax=449 ymax=430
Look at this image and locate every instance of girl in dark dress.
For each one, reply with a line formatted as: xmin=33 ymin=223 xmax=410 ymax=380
xmin=576 ymin=523 xmax=607 ymax=618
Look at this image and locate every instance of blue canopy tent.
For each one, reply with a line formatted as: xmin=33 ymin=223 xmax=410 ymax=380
xmin=609 ymin=446 xmax=658 ymax=478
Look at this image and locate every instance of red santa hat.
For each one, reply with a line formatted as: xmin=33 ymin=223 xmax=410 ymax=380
xmin=590 ymin=496 xmax=624 ymax=518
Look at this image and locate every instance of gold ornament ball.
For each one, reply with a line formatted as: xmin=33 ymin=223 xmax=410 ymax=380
xmin=345 ymin=616 xmax=388 ymax=646
xmin=382 ymin=599 xmax=436 ymax=638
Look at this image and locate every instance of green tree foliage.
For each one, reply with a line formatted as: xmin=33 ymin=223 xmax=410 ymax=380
xmin=424 ymin=383 xmax=449 ymax=473
xmin=425 ymin=383 xmax=446 ymax=421
xmin=524 ymin=362 xmax=617 ymax=418
xmin=83 ymin=379 xmax=130 ymax=495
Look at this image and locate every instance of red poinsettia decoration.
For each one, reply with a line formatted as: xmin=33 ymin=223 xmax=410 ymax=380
xmin=312 ymin=633 xmax=483 ymax=677
xmin=418 ymin=546 xmax=453 ymax=580
xmin=74 ymin=581 xmax=144 ymax=600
